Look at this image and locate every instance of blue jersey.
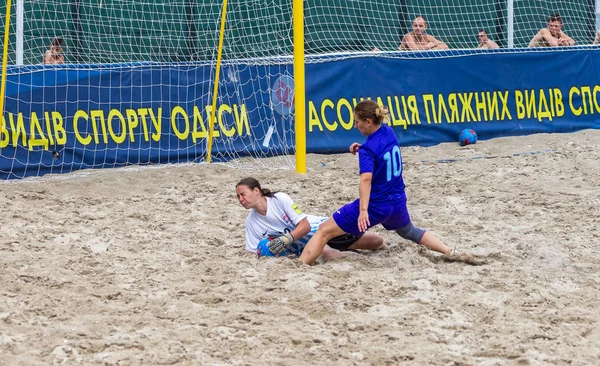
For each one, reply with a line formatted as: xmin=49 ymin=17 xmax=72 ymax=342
xmin=358 ymin=124 xmax=406 ymax=204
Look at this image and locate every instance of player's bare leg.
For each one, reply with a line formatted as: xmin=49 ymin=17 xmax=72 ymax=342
xmin=320 ymin=245 xmax=358 ymax=261
xmin=397 ymin=224 xmax=480 ymax=264
xmin=419 ymin=231 xmax=450 ymax=254
xmin=420 ymin=231 xmax=480 ymax=264
xmin=348 ymin=232 xmax=387 ymax=251
xmin=299 ymin=218 xmax=345 ymax=265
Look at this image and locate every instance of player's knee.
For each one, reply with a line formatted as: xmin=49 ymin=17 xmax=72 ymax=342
xmin=349 ymin=233 xmax=384 ymax=250
xmin=371 ymin=238 xmax=387 ymax=250
xmin=373 ymin=235 xmax=385 ymax=248
xmin=395 ymin=223 xmax=426 ymax=244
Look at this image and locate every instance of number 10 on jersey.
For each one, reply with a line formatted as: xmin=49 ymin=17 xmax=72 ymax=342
xmin=383 ymin=146 xmax=402 ymax=182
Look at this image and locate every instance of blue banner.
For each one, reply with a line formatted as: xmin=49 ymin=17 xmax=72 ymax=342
xmin=0 ymin=63 xmax=296 ymax=179
xmin=1 ymin=49 xmax=600 ymax=179
xmin=305 ymin=49 xmax=600 ymax=153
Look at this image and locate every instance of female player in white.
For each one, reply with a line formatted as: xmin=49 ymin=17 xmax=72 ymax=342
xmin=235 ymin=177 xmax=386 ymax=258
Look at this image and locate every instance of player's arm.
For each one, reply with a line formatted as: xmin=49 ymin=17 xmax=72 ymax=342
xmin=289 ymin=217 xmax=310 ymax=242
xmin=358 ymin=172 xmax=372 ymax=232
xmin=267 ymin=193 xmax=308 ymax=255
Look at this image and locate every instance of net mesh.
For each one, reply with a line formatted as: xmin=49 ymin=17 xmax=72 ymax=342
xmin=3 ymin=0 xmax=594 ymax=63
xmin=0 ymin=1 xmax=598 ymax=179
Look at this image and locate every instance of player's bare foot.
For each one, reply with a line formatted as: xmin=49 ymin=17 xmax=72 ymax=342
xmin=444 ymin=248 xmax=486 ymax=265
xmin=319 ymin=250 xmax=358 ymax=263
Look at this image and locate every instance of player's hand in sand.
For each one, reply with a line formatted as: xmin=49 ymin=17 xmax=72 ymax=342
xmin=349 ymin=142 xmax=361 ymax=155
xmin=267 ymin=233 xmax=294 ymax=256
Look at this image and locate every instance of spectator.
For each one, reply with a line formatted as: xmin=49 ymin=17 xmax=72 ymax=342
xmin=528 ymin=14 xmax=575 ymax=47
xmin=43 ymin=37 xmax=65 ymax=64
xmin=477 ymin=30 xmax=499 ymax=49
xmin=399 ymin=15 xmax=449 ymax=51
xmin=593 ymin=30 xmax=600 ymax=45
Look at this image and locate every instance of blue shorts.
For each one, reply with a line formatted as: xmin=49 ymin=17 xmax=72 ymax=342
xmin=332 ymin=198 xmax=411 ymax=236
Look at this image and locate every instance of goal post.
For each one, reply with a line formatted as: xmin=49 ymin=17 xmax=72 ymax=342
xmin=293 ymin=0 xmax=306 ymax=174
xmin=206 ymin=0 xmax=229 ymax=165
xmin=0 ymin=0 xmax=12 ymax=133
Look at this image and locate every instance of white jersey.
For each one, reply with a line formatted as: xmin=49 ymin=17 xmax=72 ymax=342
xmin=244 ymin=192 xmax=327 ymax=254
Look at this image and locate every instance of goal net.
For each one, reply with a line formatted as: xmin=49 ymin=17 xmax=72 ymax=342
xmin=304 ymin=0 xmax=595 ymax=55
xmin=0 ymin=1 xmax=598 ymax=179
xmin=0 ymin=0 xmax=297 ymax=179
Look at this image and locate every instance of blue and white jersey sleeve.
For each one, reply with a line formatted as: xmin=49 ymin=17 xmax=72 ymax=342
xmin=272 ymin=192 xmax=307 ymax=226
xmin=286 ymin=215 xmax=328 ymax=256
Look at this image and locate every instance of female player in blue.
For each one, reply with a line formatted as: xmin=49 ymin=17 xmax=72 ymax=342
xmin=293 ymin=100 xmax=458 ymax=265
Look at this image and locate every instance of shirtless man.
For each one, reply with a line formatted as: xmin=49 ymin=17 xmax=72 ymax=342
xmin=528 ymin=14 xmax=575 ymax=47
xmin=477 ymin=30 xmax=499 ymax=49
xmin=43 ymin=37 xmax=65 ymax=65
xmin=399 ymin=16 xmax=449 ymax=51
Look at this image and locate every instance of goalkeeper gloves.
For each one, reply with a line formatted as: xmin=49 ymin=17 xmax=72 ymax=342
xmin=267 ymin=233 xmax=294 ymax=256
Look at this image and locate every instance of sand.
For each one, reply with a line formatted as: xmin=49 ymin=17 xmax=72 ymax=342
xmin=1 ymin=129 xmax=599 ymax=365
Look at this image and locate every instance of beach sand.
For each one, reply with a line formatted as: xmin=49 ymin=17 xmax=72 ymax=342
xmin=1 ymin=130 xmax=599 ymax=365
